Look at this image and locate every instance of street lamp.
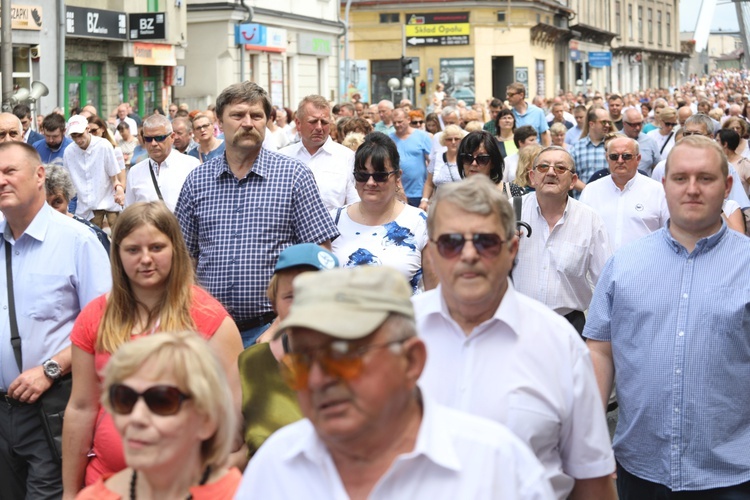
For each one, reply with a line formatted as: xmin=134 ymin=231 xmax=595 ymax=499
xmin=388 ymin=78 xmax=401 ymax=102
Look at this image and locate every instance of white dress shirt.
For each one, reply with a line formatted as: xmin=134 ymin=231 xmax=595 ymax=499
xmin=278 ymin=137 xmax=359 ymax=211
xmin=513 ymin=193 xmax=612 ymax=314
xmin=115 ymin=116 xmax=138 ymax=138
xmin=580 ymin=173 xmax=669 ymax=250
xmin=646 ymin=128 xmax=676 ymax=161
xmin=63 ymin=135 xmax=123 ymax=220
xmin=236 ymin=396 xmax=555 ymax=500
xmin=503 ymin=153 xmax=519 ymax=182
xmin=125 ymin=149 xmax=200 ymax=211
xmin=413 ymin=284 xmax=615 ymax=499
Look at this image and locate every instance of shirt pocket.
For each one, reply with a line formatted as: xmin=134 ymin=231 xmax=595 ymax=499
xmin=552 ymin=242 xmax=587 ymax=277
xmin=507 ymin=391 xmax=562 ymax=456
xmin=23 ymin=274 xmax=68 ymax=321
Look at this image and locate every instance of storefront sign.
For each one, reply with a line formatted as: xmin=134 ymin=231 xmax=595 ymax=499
xmin=406 ymin=12 xmax=469 ymax=46
xmin=298 ymin=33 xmax=333 ymax=56
xmin=129 ymin=12 xmax=166 ymax=40
xmin=66 ymin=6 xmax=127 ymax=41
xmin=133 ymin=42 xmax=176 ymax=66
xmin=440 ymin=58 xmax=475 ymax=105
xmin=589 ymin=51 xmax=612 ymax=67
xmin=265 ymin=27 xmax=287 ymax=52
xmin=235 ymin=24 xmax=286 ymax=52
xmin=0 ymin=5 xmax=43 ymax=30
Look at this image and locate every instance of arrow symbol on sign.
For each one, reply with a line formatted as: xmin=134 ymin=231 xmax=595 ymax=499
xmin=407 ymin=37 xmax=425 ymax=45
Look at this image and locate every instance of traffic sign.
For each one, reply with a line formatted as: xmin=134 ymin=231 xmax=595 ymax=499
xmin=589 ymin=51 xmax=612 ymax=67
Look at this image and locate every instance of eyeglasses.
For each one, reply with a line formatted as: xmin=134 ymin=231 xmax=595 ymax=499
xmin=624 ymin=121 xmax=643 ymax=127
xmin=353 ymin=170 xmax=397 ymax=183
xmin=280 ymin=339 xmax=407 ymax=390
xmin=445 ymin=137 xmax=461 ymax=143
xmin=431 ymin=233 xmax=505 ymax=259
xmin=506 ymin=92 xmax=519 ymax=98
xmin=410 ymin=120 xmax=424 ymax=126
xmin=534 ymin=164 xmax=573 ymax=175
xmin=608 ymin=153 xmax=635 ymax=161
xmin=459 ymin=153 xmax=492 ymax=166
xmin=681 ymin=131 xmax=706 ymax=137
xmin=143 ymin=134 xmax=170 ymax=143
xmin=109 ymin=384 xmax=190 ymax=416
xmin=194 ymin=124 xmax=211 ymax=132
xmin=0 ymin=130 xmax=21 ymax=140
xmin=663 ymin=122 xmax=678 ymax=127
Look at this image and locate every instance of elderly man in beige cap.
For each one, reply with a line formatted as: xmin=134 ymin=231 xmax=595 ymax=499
xmin=236 ymin=266 xmax=554 ymax=499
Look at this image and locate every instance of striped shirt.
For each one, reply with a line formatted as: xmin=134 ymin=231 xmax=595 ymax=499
xmin=175 ymin=149 xmax=339 ymax=321
xmin=584 ymin=223 xmax=750 ymax=490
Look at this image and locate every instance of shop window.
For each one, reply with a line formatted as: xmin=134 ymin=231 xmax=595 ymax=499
xmin=379 ymin=13 xmax=399 ymax=23
xmin=118 ymin=65 xmax=159 ymax=117
xmin=65 ymin=62 xmax=101 ymax=116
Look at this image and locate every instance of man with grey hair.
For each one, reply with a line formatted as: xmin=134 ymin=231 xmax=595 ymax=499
xmin=278 ymin=95 xmax=359 ymax=211
xmin=427 ymin=106 xmax=461 ymax=176
xmin=125 ymin=114 xmax=199 ymax=211
xmin=580 ymin=136 xmax=669 ymax=251
xmin=175 ymin=81 xmax=339 ymax=348
xmin=621 ymin=108 xmax=660 ymax=174
xmin=0 ymin=112 xmax=23 ymax=143
xmin=237 ymin=266 xmax=554 ymax=499
xmin=414 ymin=175 xmax=616 ymax=499
xmin=513 ymin=146 xmax=611 ymax=334
xmin=171 ymin=116 xmax=198 ymax=155
xmin=375 ymin=99 xmax=395 ymax=134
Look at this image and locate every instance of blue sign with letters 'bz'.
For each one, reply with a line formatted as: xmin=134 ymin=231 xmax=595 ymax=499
xmin=589 ymin=51 xmax=612 ymax=67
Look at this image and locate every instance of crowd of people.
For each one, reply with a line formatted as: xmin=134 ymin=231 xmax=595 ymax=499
xmin=0 ymin=68 xmax=748 ymax=499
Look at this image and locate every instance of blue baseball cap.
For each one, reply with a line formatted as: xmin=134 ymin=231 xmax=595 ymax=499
xmin=274 ymin=243 xmax=338 ymax=273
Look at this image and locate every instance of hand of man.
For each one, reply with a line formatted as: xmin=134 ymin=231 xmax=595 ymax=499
xmin=8 ymin=365 xmax=52 ymax=403
xmin=114 ymin=189 xmax=125 ymax=206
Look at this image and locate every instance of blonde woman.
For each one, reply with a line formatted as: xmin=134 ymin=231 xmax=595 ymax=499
xmin=62 ymin=202 xmax=243 ymax=498
xmin=646 ymin=107 xmax=678 ymax=161
xmin=419 ymin=124 xmax=466 ymax=209
xmin=514 ymin=144 xmax=544 ymax=192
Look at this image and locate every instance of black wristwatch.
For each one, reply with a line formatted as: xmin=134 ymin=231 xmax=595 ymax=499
xmin=42 ymin=359 xmax=63 ymax=380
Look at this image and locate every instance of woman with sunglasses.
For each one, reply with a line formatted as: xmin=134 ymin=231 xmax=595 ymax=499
xmin=189 ymin=113 xmax=225 ymax=164
xmin=494 ymin=108 xmax=517 ymax=158
xmin=419 ymin=124 xmax=466 ymax=210
xmin=457 ymin=130 xmax=525 ymax=199
xmin=62 ymin=202 xmax=243 ymax=498
xmin=331 ymin=132 xmax=435 ymax=293
xmin=76 ymin=330 xmax=241 ymax=499
xmin=646 ymin=107 xmax=678 ymax=161
xmin=408 ymin=109 xmax=426 ymax=133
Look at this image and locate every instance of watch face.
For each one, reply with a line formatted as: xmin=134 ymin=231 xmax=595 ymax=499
xmin=44 ymin=360 xmax=62 ymax=378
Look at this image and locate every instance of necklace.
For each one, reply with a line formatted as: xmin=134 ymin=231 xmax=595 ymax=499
xmin=130 ymin=465 xmax=211 ymax=500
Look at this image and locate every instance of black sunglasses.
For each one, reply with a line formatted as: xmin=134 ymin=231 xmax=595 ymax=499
xmin=143 ymin=134 xmax=170 ymax=143
xmin=459 ymin=153 xmax=492 ymax=166
xmin=109 ymin=384 xmax=190 ymax=416
xmin=431 ymin=233 xmax=505 ymax=259
xmin=353 ymin=171 xmax=397 ymax=183
xmin=608 ymin=153 xmax=635 ymax=161
xmin=410 ymin=120 xmax=424 ymax=125
xmin=663 ymin=122 xmax=678 ymax=127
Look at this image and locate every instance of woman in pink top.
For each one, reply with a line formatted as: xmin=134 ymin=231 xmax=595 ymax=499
xmin=76 ymin=330 xmax=242 ymax=499
xmin=62 ymin=202 xmax=243 ymax=498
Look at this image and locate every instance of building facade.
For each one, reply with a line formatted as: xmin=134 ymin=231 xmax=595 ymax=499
xmin=177 ymin=0 xmax=343 ymax=111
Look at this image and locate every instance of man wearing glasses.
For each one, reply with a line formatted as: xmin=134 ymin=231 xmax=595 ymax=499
xmin=124 ymin=114 xmax=199 ymax=212
xmin=62 ymin=115 xmax=125 ymax=229
xmin=237 ymin=266 xmax=554 ymax=499
xmin=512 ymin=146 xmax=611 ymax=335
xmin=506 ymin=82 xmax=550 ymax=146
xmin=415 ymin=175 xmax=616 ymax=500
xmin=580 ymin=136 xmax=669 ymax=251
xmin=621 ymin=108 xmax=660 ymax=175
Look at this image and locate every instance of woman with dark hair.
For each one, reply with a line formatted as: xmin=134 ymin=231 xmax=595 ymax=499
xmin=425 ymin=113 xmax=441 ymax=134
xmin=494 ymin=108 xmax=517 ymax=158
xmin=457 ymin=130 xmax=524 ymax=198
xmin=330 ymin=132 xmax=434 ymax=293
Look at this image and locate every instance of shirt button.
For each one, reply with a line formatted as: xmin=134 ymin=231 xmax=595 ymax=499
xmin=675 ymin=369 xmax=681 ymax=374
xmin=14 ymin=251 xmax=19 ymax=256
xmin=2 ymin=305 xmax=6 ymax=310
xmin=682 ymin=293 xmax=688 ymax=299
xmin=678 ymin=331 xmax=685 ymax=337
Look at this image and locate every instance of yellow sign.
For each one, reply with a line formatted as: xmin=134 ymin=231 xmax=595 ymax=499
xmin=0 ymin=5 xmax=43 ymax=30
xmin=133 ymin=43 xmax=176 ymax=67
xmin=405 ymin=23 xmax=469 ymax=37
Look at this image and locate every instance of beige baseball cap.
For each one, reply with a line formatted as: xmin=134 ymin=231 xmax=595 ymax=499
xmin=278 ymin=266 xmax=414 ymax=340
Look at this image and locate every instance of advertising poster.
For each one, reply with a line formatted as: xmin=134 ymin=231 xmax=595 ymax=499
xmin=340 ymin=59 xmax=369 ymax=102
xmin=439 ymin=58 xmax=475 ymax=105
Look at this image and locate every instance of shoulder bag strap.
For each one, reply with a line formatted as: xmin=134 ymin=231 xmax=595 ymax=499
xmin=5 ymin=241 xmax=22 ymax=371
xmin=513 ymin=195 xmax=522 ymax=222
xmin=659 ymin=132 xmax=674 ymax=155
xmin=334 ymin=207 xmax=344 ymax=225
xmin=148 ymin=162 xmax=164 ymax=201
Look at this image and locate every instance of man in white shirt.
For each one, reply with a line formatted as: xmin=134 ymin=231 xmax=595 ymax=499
xmin=125 ymin=114 xmax=199 ymax=211
xmin=278 ymin=95 xmax=359 ymax=211
xmin=114 ymin=103 xmax=138 ymax=138
xmin=62 ymin=115 xmax=125 ymax=229
xmin=237 ymin=266 xmax=554 ymax=499
xmin=513 ymin=146 xmax=612 ymax=334
xmin=580 ymin=136 xmax=669 ymax=251
xmin=415 ymin=175 xmax=616 ymax=500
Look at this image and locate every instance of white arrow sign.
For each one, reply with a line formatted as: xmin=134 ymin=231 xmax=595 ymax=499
xmin=407 ymin=37 xmax=425 ymax=46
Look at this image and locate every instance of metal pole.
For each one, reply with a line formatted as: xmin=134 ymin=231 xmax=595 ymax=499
xmin=344 ymin=0 xmax=353 ymax=99
xmin=57 ymin=0 xmax=65 ymax=113
xmin=735 ymin=0 xmax=750 ymax=69
xmin=1 ymin=0 xmax=13 ymax=110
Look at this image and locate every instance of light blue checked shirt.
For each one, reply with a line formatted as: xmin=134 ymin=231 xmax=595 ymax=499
xmin=584 ymin=222 xmax=750 ymax=491
xmin=175 ymin=149 xmax=339 ymax=322
xmin=570 ymin=136 xmax=608 ymax=194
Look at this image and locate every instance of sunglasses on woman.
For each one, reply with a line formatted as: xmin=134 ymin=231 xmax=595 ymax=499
xmin=431 ymin=233 xmax=505 ymax=259
xmin=109 ymin=384 xmax=191 ymax=416
xmin=280 ymin=339 xmax=407 ymax=390
xmin=410 ymin=120 xmax=424 ymax=126
xmin=459 ymin=153 xmax=492 ymax=166
xmin=353 ymin=171 xmax=397 ymax=183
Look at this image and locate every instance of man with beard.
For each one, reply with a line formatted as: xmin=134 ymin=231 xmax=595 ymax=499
xmin=33 ymin=114 xmax=72 ymax=165
xmin=175 ymin=82 xmax=339 ymax=348
xmin=279 ymin=95 xmax=359 ymax=211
